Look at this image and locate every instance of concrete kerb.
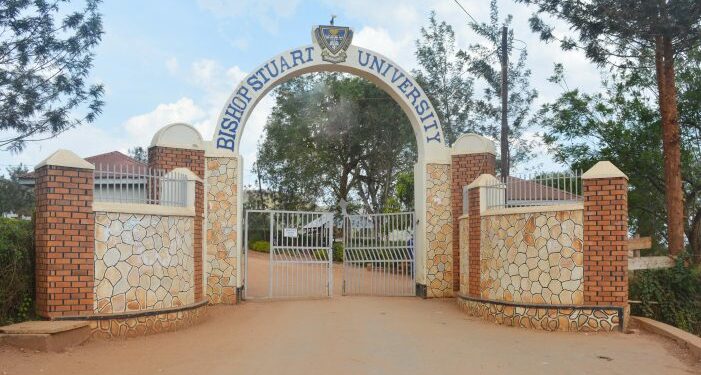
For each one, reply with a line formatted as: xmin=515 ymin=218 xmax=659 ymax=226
xmin=632 ymin=316 xmax=701 ymax=361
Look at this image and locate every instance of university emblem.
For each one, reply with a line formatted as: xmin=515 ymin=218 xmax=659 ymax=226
xmin=314 ymin=25 xmax=353 ymax=63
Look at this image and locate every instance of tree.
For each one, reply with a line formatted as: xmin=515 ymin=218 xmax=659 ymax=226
xmin=0 ymin=165 xmax=34 ymax=217
xmin=538 ymin=48 xmax=701 ymax=261
xmin=414 ymin=11 xmax=474 ymax=146
xmin=516 ymin=0 xmax=701 ymax=255
xmin=128 ymin=146 xmax=147 ymax=163
xmin=256 ymin=73 xmax=416 ymax=213
xmin=0 ymin=0 xmax=104 ymax=152
xmin=463 ymin=0 xmax=538 ymax=176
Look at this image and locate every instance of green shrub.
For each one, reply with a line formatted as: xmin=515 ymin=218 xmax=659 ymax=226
xmin=332 ymin=242 xmax=343 ymax=262
xmin=250 ymin=240 xmax=270 ymax=253
xmin=0 ymin=218 xmax=35 ymax=325
xmin=629 ymin=253 xmax=701 ymax=336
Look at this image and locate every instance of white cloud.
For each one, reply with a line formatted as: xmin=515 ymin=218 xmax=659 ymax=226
xmin=165 ymin=57 xmax=179 ymax=75
xmin=353 ymin=27 xmax=404 ymax=64
xmin=229 ymin=37 xmax=250 ymax=50
xmin=197 ymin=0 xmax=301 ymax=33
xmin=0 ymin=125 xmax=131 ymax=169
xmin=123 ymin=98 xmax=207 ymax=141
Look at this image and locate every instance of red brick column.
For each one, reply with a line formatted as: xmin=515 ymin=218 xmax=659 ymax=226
xmin=582 ymin=162 xmax=629 ymax=307
xmin=34 ymin=152 xmax=95 ymax=318
xmin=450 ymin=134 xmax=496 ymax=291
xmin=149 ymin=146 xmax=205 ymax=302
xmin=467 ymin=185 xmax=482 ymax=297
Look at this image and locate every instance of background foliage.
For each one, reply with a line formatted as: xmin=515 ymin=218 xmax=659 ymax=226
xmin=630 ymin=255 xmax=701 ymax=336
xmin=0 ymin=218 xmax=35 ymax=325
xmin=0 ymin=0 xmax=104 ymax=152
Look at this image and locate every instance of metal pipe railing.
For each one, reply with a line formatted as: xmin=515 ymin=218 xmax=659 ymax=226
xmin=93 ymin=164 xmax=188 ymax=207
xmin=468 ymin=171 xmax=583 ymax=210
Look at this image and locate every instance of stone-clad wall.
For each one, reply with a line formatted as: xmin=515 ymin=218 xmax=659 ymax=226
xmin=457 ymin=298 xmax=621 ymax=332
xmin=458 ymin=216 xmax=469 ymax=296
xmin=480 ymin=209 xmax=584 ymax=305
xmin=425 ymin=164 xmax=452 ymax=297
xmin=205 ymin=157 xmax=238 ymax=304
xmin=94 ymin=212 xmax=195 ymax=313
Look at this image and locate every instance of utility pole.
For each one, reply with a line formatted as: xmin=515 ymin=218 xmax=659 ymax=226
xmin=500 ymin=25 xmax=509 ymax=180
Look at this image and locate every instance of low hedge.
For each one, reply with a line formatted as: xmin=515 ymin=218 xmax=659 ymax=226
xmin=0 ymin=218 xmax=35 ymax=325
xmin=250 ymin=240 xmax=270 ymax=253
xmin=629 ymin=254 xmax=701 ymax=337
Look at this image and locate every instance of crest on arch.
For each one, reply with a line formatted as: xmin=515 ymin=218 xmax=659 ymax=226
xmin=313 ymin=25 xmax=353 ymax=63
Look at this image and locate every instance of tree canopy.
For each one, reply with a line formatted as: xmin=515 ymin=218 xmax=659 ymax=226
xmin=255 ymin=73 xmax=416 ymax=214
xmin=538 ymin=47 xmax=701 ymax=261
xmin=414 ymin=11 xmax=474 ymax=146
xmin=0 ymin=0 xmax=104 ymax=152
xmin=463 ymin=0 xmax=538 ymax=175
xmin=517 ymin=0 xmax=701 ymax=255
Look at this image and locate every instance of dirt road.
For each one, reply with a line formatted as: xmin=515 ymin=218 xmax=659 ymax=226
xmin=245 ymin=250 xmax=413 ymax=298
xmin=1 ymin=252 xmax=698 ymax=375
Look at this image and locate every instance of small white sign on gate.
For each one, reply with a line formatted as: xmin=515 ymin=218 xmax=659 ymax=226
xmin=283 ymin=228 xmax=298 ymax=238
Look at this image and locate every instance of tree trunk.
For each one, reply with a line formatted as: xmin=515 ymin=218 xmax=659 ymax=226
xmin=688 ymin=210 xmax=701 ymax=264
xmin=654 ymin=35 xmax=685 ymax=255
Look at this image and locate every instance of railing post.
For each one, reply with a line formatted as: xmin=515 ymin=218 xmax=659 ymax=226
xmin=34 ymin=150 xmax=95 ymax=318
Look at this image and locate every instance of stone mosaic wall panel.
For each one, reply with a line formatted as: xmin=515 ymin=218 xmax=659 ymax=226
xmin=457 ymin=298 xmax=620 ymax=332
xmin=425 ymin=164 xmax=452 ymax=297
xmin=94 ymin=213 xmax=195 ymax=314
xmin=480 ymin=210 xmax=584 ymax=305
xmin=458 ymin=216 xmax=469 ymax=296
xmin=205 ymin=157 xmax=238 ymax=304
xmin=89 ymin=304 xmax=207 ymax=339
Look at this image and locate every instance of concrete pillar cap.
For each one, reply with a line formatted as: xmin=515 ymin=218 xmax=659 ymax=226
xmin=150 ymin=123 xmax=204 ymax=150
xmin=582 ymin=161 xmax=628 ymax=180
xmin=466 ymin=174 xmax=500 ymax=189
xmin=35 ymin=149 xmax=94 ymax=170
xmin=451 ymin=133 xmax=496 ymax=156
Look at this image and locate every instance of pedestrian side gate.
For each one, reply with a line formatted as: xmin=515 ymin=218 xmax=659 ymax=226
xmin=244 ymin=210 xmax=333 ymax=299
xmin=342 ymin=212 xmax=415 ymax=296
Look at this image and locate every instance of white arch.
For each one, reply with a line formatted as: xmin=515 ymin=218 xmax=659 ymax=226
xmin=210 ymin=44 xmax=450 ymax=164
xmin=208 ymin=40 xmax=454 ymax=289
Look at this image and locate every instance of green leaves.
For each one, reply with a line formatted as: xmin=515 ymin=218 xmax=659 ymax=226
xmin=630 ymin=254 xmax=701 ymax=335
xmin=463 ymin=1 xmax=539 ymax=171
xmin=0 ymin=165 xmax=34 ymax=217
xmin=0 ymin=0 xmax=104 ymax=152
xmin=414 ymin=11 xmax=474 ymax=146
xmin=0 ymin=217 xmax=35 ymax=325
xmin=256 ymin=73 xmax=416 ymax=213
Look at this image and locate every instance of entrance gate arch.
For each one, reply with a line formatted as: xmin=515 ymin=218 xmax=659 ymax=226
xmin=204 ymin=25 xmax=456 ymax=302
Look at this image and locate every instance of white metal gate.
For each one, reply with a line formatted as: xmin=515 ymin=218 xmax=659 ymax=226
xmin=245 ymin=210 xmax=333 ymax=299
xmin=342 ymin=212 xmax=415 ymax=296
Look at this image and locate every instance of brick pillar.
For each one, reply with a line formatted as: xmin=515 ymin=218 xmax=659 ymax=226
xmin=149 ymin=145 xmax=205 ymax=302
xmin=34 ymin=150 xmax=95 ymax=318
xmin=582 ymin=161 xmax=629 ymax=307
xmin=450 ymin=134 xmax=496 ymax=291
xmin=467 ymin=185 xmax=481 ymax=298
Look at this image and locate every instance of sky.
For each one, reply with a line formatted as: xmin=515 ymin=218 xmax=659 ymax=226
xmin=1 ymin=0 xmax=607 ymax=183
